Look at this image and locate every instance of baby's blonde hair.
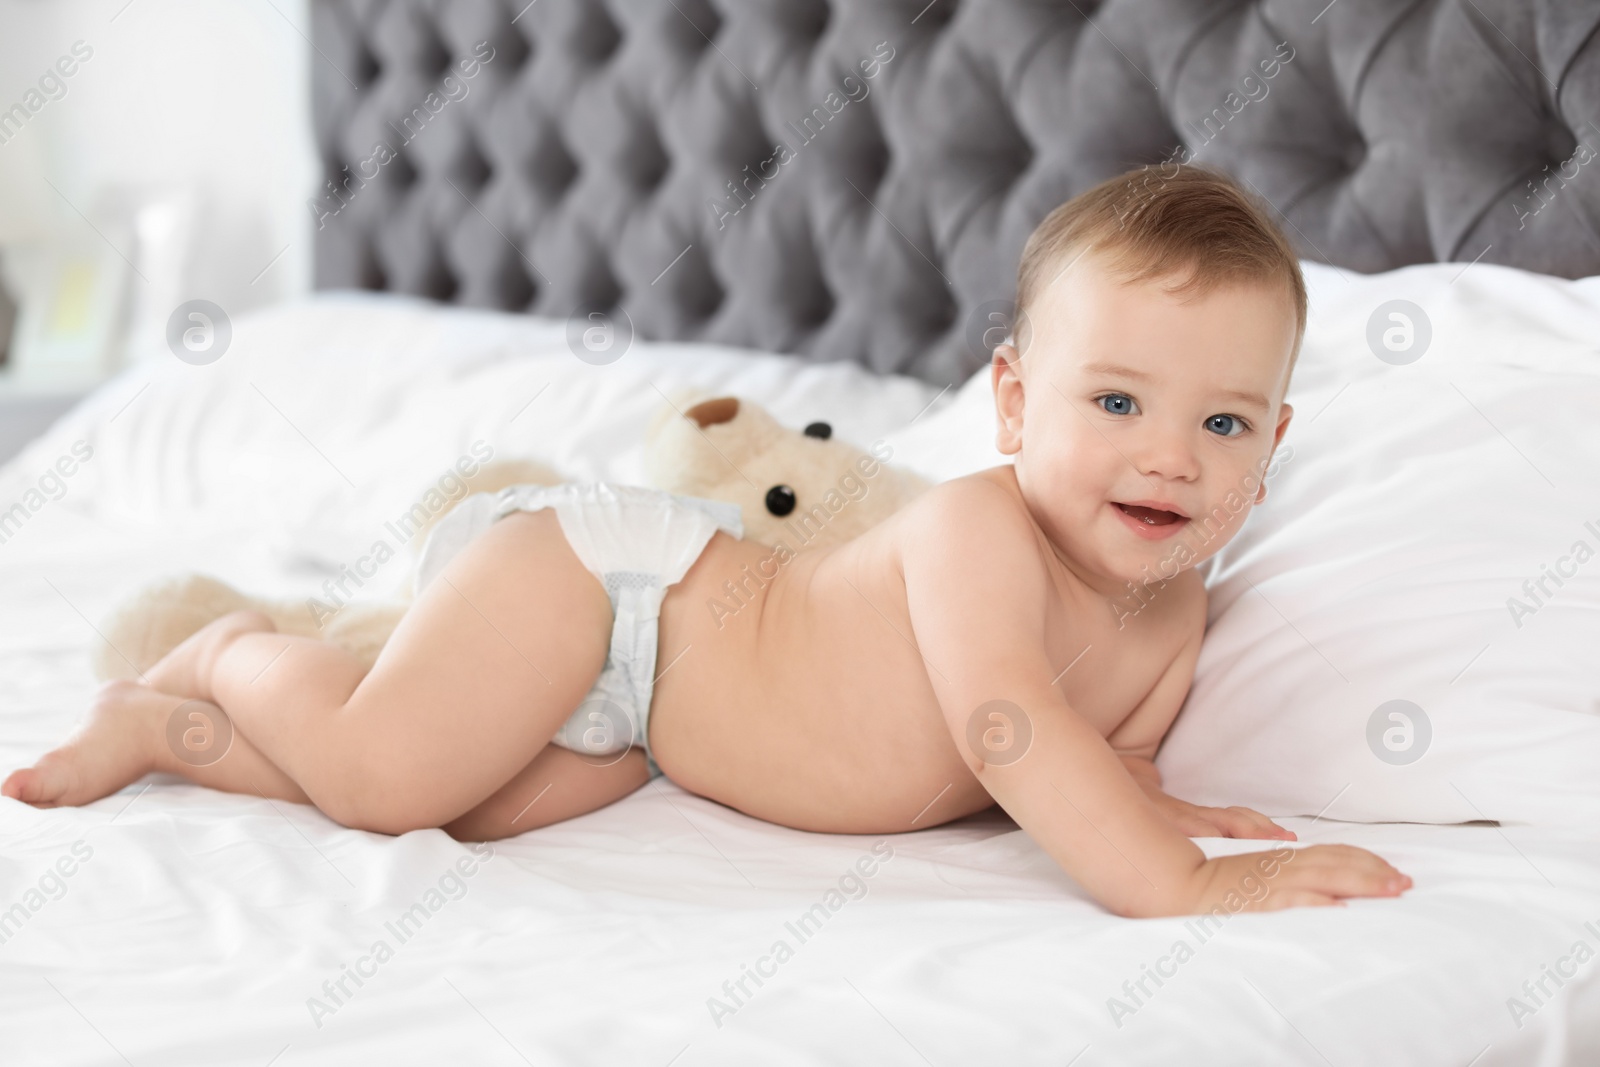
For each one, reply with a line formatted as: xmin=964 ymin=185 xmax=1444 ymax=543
xmin=1014 ymin=164 xmax=1307 ymax=368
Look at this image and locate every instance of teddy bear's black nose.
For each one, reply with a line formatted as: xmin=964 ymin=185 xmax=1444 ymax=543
xmin=803 ymin=421 xmax=832 ymax=440
xmin=765 ymin=485 xmax=797 ymax=517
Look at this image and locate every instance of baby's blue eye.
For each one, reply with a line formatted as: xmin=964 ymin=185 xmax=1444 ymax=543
xmin=1097 ymin=394 xmax=1138 ymax=416
xmin=1206 ymin=414 xmax=1247 ymax=437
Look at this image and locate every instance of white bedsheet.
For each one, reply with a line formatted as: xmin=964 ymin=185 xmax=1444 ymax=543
xmin=2 ymin=296 xmax=1599 ymax=1066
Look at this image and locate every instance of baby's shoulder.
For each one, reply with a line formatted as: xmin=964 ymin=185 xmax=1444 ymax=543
xmin=898 ymin=468 xmax=1037 ymax=542
xmin=892 ymin=468 xmax=1055 ymax=636
xmin=893 ymin=468 xmax=1049 ymax=583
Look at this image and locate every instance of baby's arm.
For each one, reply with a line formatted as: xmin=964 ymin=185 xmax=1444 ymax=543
xmin=900 ymin=480 xmax=1409 ymax=917
xmin=1107 ymin=614 xmax=1294 ymax=842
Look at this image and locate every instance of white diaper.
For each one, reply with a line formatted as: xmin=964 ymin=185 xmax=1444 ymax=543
xmin=413 ymin=481 xmax=744 ymax=780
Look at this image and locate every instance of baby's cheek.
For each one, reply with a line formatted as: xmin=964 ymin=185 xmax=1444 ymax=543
xmin=1040 ymin=418 xmax=1092 ymax=467
xmin=1040 ymin=449 xmax=1096 ymax=504
xmin=1192 ymin=484 xmax=1254 ymax=545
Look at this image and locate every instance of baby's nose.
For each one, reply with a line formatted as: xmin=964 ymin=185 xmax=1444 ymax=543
xmin=1132 ymin=430 xmax=1201 ymax=481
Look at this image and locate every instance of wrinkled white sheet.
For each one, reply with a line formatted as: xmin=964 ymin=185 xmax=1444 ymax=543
xmin=2 ymin=294 xmax=1598 ymax=1065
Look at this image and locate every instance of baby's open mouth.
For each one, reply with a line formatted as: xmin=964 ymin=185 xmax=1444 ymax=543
xmin=1114 ymin=502 xmax=1186 ymax=526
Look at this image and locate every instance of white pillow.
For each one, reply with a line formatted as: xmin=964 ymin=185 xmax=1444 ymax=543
xmin=878 ymin=364 xmax=1009 ymax=481
xmin=879 ymin=260 xmax=1600 ymax=827
xmin=1156 ymin=260 xmax=1600 ymax=827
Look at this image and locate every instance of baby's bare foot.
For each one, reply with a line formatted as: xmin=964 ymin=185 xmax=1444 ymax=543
xmin=144 ymin=610 xmax=277 ymax=699
xmin=1 ymin=680 xmax=181 ymax=808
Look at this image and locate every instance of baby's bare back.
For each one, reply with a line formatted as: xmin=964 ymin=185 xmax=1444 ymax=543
xmin=648 ymin=468 xmax=1200 ymax=834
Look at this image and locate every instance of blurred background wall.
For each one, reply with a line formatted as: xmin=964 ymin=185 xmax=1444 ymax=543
xmin=0 ymin=0 xmax=315 ymax=436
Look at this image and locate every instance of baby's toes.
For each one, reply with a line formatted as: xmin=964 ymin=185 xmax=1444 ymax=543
xmin=2 ymin=761 xmax=73 ymax=807
xmin=0 ymin=768 xmax=28 ymax=801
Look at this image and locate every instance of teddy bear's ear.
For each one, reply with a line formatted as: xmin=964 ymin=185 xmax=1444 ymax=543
xmin=686 ymin=396 xmax=740 ymax=428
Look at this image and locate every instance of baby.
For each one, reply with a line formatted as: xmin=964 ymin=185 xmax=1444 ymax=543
xmin=4 ymin=165 xmax=1410 ymax=917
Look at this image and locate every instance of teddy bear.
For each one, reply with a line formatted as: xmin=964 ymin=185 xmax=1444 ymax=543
xmin=89 ymin=396 xmax=929 ymax=681
xmin=649 ymin=395 xmax=928 ymax=551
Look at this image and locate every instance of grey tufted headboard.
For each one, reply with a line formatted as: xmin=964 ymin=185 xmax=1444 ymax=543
xmin=309 ymin=0 xmax=1600 ymax=387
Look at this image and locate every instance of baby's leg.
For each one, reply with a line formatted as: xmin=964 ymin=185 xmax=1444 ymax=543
xmin=5 ymin=510 xmax=628 ymax=834
xmin=129 ymin=608 xmax=650 ymax=836
xmin=443 ymin=743 xmax=651 ymax=841
xmin=3 ymin=648 xmax=642 ymax=834
xmin=142 ymin=610 xmax=311 ymax=803
xmin=187 ymin=509 xmax=619 ymax=833
xmin=1 ymin=678 xmax=314 ymax=809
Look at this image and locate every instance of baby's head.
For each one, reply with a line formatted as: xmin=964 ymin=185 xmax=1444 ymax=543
xmin=991 ymin=164 xmax=1305 ymax=594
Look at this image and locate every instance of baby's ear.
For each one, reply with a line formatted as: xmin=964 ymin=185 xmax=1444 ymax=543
xmin=1272 ymin=401 xmax=1294 ymax=448
xmin=992 ymin=344 xmax=1025 ymax=455
xmin=1258 ymin=403 xmax=1295 ymax=503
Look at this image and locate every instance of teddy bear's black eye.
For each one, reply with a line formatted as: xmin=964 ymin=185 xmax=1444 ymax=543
xmin=765 ymin=485 xmax=797 ymax=517
xmin=803 ymin=421 xmax=832 ymax=440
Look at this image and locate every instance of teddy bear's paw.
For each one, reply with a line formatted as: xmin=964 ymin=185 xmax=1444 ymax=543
xmin=90 ymin=574 xmax=258 ymax=682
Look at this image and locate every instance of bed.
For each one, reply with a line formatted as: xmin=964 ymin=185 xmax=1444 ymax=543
xmin=5 ymin=0 xmax=1600 ymax=1064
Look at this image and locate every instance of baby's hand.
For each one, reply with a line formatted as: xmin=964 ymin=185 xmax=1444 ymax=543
xmin=1146 ymin=791 xmax=1296 ymax=842
xmin=1186 ymin=845 xmax=1411 ymax=914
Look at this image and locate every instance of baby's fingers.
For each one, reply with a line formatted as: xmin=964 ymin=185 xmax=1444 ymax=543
xmin=1255 ymin=888 xmax=1344 ymax=912
xmin=1284 ymin=846 xmax=1411 ymax=899
xmin=1211 ymin=805 xmax=1296 ymax=841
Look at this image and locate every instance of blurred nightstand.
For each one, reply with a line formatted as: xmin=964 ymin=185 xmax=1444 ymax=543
xmin=0 ymin=380 xmax=88 ymax=467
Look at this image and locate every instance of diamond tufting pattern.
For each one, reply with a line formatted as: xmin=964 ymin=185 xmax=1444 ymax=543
xmin=311 ymin=0 xmax=1600 ymax=386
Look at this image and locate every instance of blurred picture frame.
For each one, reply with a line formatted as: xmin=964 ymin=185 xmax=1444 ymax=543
xmin=1 ymin=228 xmax=133 ymax=388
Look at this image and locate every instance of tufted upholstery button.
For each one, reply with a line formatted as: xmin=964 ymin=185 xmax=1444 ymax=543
xmin=805 ymin=284 xmax=835 ymax=329
xmin=1544 ymin=125 xmax=1579 ymax=169
xmin=698 ymin=272 xmax=726 ymax=320
xmin=623 ymin=122 xmax=669 ymax=191
xmin=643 ymin=158 xmax=669 ymax=193
xmin=355 ymin=46 xmax=380 ymax=87
xmin=423 ymin=32 xmax=452 ymax=77
xmin=528 ymin=130 xmax=579 ymax=198
xmin=1014 ymin=137 xmax=1036 ymax=185
xmin=907 ymin=0 xmax=956 ymax=30
xmin=391 ymin=152 xmax=418 ymax=191
xmin=667 ymin=0 xmax=720 ymax=56
xmin=437 ymin=267 xmax=459 ymax=303
xmin=756 ymin=0 xmax=830 ymax=42
xmin=928 ymin=288 xmax=957 ymax=334
xmin=803 ymin=1 xmax=830 ymax=41
xmin=571 ymin=4 xmax=623 ymax=64
xmin=456 ymin=138 xmax=491 ymax=190
xmin=1342 ymin=137 xmax=1367 ymax=172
